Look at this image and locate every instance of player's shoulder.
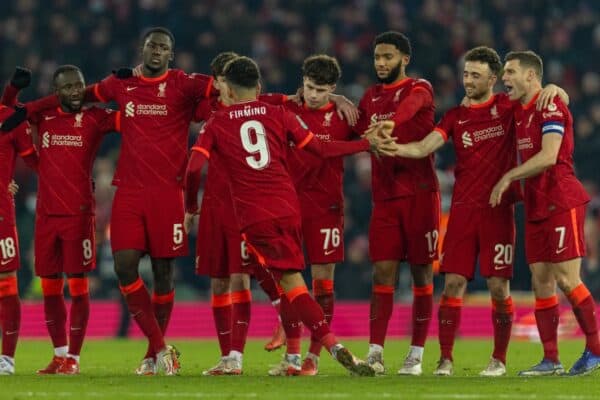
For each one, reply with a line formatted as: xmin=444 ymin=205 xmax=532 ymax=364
xmin=441 ymin=104 xmax=463 ymax=120
xmin=409 ymin=77 xmax=433 ymax=93
xmin=538 ymin=95 xmax=569 ymax=121
xmin=84 ymin=105 xmax=115 ymax=119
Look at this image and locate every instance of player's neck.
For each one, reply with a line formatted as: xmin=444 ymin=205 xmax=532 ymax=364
xmin=469 ymin=91 xmax=493 ymax=105
xmin=233 ymin=95 xmax=258 ymax=104
xmin=521 ymin=83 xmax=542 ymax=105
xmin=142 ymin=66 xmax=168 ymax=78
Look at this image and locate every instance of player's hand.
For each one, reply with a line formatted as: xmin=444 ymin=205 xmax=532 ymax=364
xmin=489 ymin=175 xmax=511 ymax=207
xmin=460 ymin=96 xmax=471 ymax=108
xmin=330 ymin=94 xmax=359 ymax=126
xmin=8 ymin=180 xmax=18 ymax=196
xmin=112 ymin=68 xmax=133 ymax=79
xmin=11 ymin=67 xmax=31 ymax=89
xmin=0 ymin=106 xmax=27 ymax=132
xmin=536 ymin=84 xmax=560 ymax=110
xmin=183 ymin=212 xmax=196 ymax=234
xmin=132 ymin=64 xmax=143 ymax=77
xmin=365 ymin=120 xmax=395 ymax=137
xmin=288 ymin=87 xmax=303 ymax=106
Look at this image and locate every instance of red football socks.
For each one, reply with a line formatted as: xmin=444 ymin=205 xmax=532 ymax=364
xmin=119 ymin=278 xmax=165 ymax=354
xmin=211 ymin=293 xmax=232 ymax=357
xmin=41 ymin=278 xmax=68 ymax=349
xmin=231 ymin=289 xmax=251 ymax=353
xmin=144 ymin=290 xmax=174 ymax=359
xmin=534 ymin=295 xmax=560 ymax=363
xmin=0 ymin=276 xmax=20 ymax=357
xmin=67 ymin=277 xmax=90 ymax=356
xmin=254 ymin=266 xmax=282 ymax=303
xmin=567 ymin=284 xmax=600 ymax=355
xmin=438 ymin=295 xmax=462 ymax=361
xmin=287 ymin=286 xmax=337 ymax=352
xmin=491 ymin=296 xmax=514 ymax=364
xmin=369 ymin=285 xmax=394 ymax=347
xmin=308 ymin=279 xmax=334 ymax=356
xmin=412 ymin=284 xmax=433 ymax=347
xmin=280 ymin=293 xmax=302 ymax=354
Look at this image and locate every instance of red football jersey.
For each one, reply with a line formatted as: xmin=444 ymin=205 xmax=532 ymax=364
xmin=515 ymin=93 xmax=589 ymax=221
xmin=192 ymin=101 xmax=310 ymax=229
xmin=92 ymin=69 xmax=213 ymax=188
xmin=284 ymin=101 xmax=354 ymax=218
xmin=30 ymin=107 xmax=118 ymax=216
xmin=192 ymin=97 xmax=239 ymax=229
xmin=357 ymin=77 xmax=439 ymax=201
xmin=434 ymin=93 xmax=521 ymax=207
xmin=0 ymin=107 xmax=35 ymax=225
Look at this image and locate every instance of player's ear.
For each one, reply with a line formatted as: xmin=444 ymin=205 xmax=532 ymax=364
xmin=401 ymin=54 xmax=410 ymax=67
xmin=330 ymin=84 xmax=337 ymax=93
xmin=169 ymin=51 xmax=174 ymax=62
xmin=256 ymin=82 xmax=262 ymax=96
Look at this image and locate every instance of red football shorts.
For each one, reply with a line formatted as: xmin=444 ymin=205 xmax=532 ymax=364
xmin=111 ymin=186 xmax=188 ymax=258
xmin=441 ymin=205 xmax=515 ymax=280
xmin=302 ymin=214 xmax=344 ymax=265
xmin=195 ymin=199 xmax=246 ymax=278
xmin=34 ymin=214 xmax=96 ymax=276
xmin=0 ymin=223 xmax=20 ymax=273
xmin=369 ymin=191 xmax=440 ymax=264
xmin=242 ymin=215 xmax=305 ymax=271
xmin=525 ymin=205 xmax=586 ymax=264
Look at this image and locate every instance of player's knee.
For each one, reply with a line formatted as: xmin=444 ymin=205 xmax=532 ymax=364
xmin=211 ymin=278 xmax=230 ymax=295
xmin=443 ymin=275 xmax=467 ymax=297
xmin=113 ymin=263 xmax=137 ymax=285
xmin=555 ymin=275 xmax=578 ymax=294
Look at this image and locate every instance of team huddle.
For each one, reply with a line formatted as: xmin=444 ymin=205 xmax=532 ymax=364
xmin=0 ymin=27 xmax=599 ymax=377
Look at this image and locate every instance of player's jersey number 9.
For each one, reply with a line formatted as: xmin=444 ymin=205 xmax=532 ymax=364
xmin=240 ymin=120 xmax=270 ymax=170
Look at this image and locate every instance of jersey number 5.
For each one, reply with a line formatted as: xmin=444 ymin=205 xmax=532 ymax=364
xmin=240 ymin=120 xmax=270 ymax=170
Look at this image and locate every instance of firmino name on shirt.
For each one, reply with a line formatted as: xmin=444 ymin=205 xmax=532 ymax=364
xmin=229 ymin=106 xmax=267 ymax=119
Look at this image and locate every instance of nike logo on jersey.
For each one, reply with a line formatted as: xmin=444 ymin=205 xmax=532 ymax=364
xmin=324 ymin=249 xmax=336 ymax=256
xmin=371 ymin=97 xmax=381 ymax=102
xmin=458 ymin=119 xmax=470 ymax=125
xmin=516 ymin=121 xmax=522 ymax=126
xmin=83 ymin=259 xmax=93 ymax=266
xmin=172 ymin=244 xmax=184 ymax=251
xmin=556 ymin=247 xmax=568 ymax=254
xmin=44 ymin=116 xmax=56 ymax=121
xmin=126 ymin=86 xmax=138 ymax=91
xmin=494 ymin=265 xmax=509 ymax=271
xmin=428 ymin=252 xmax=437 ymax=259
xmin=0 ymin=259 xmax=14 ymax=266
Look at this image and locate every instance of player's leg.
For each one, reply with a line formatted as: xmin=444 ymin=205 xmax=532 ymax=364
xmin=228 ymin=272 xmax=251 ymax=374
xmin=554 ymin=258 xmax=600 ymax=375
xmin=548 ymin=206 xmax=600 ymax=375
xmin=401 ymin=192 xmax=439 ymax=375
xmin=480 ymin=277 xmax=512 ymax=377
xmin=254 ymin=264 xmax=286 ymax=351
xmin=300 ymin=262 xmax=335 ymax=376
xmin=35 ymin=216 xmax=70 ymax=374
xmin=433 ymin=273 xmax=467 ymax=376
xmin=202 ymin=277 xmax=232 ymax=376
xmin=0 ymin=270 xmax=20 ymax=375
xmin=143 ymin=186 xmax=189 ymax=375
xmin=367 ymin=200 xmax=403 ymax=374
xmin=479 ymin=205 xmax=514 ymax=377
xmin=55 ymin=215 xmax=96 ymax=374
xmin=139 ymin=257 xmax=175 ymax=362
xmin=277 ymin=270 xmax=374 ymax=376
xmin=0 ymin=224 xmax=21 ymax=375
xmin=518 ymin=261 xmax=564 ymax=376
xmin=268 ymin=290 xmax=303 ymax=376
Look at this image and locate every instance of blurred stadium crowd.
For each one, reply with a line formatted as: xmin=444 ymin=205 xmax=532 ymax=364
xmin=2 ymin=0 xmax=599 ymax=301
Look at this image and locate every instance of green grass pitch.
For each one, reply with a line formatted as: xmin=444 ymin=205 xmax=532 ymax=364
xmin=2 ymin=338 xmax=599 ymax=399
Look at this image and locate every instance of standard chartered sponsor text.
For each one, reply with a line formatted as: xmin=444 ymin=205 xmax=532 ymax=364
xmin=136 ymin=104 xmax=168 ymax=116
xmin=471 ymin=125 xmax=504 ymax=142
xmin=52 ymin=135 xmax=83 ymax=147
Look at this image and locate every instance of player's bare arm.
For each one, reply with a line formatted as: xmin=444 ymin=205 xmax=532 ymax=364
xmin=489 ymin=132 xmax=563 ymax=207
xmin=369 ymin=122 xmax=444 ymax=158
